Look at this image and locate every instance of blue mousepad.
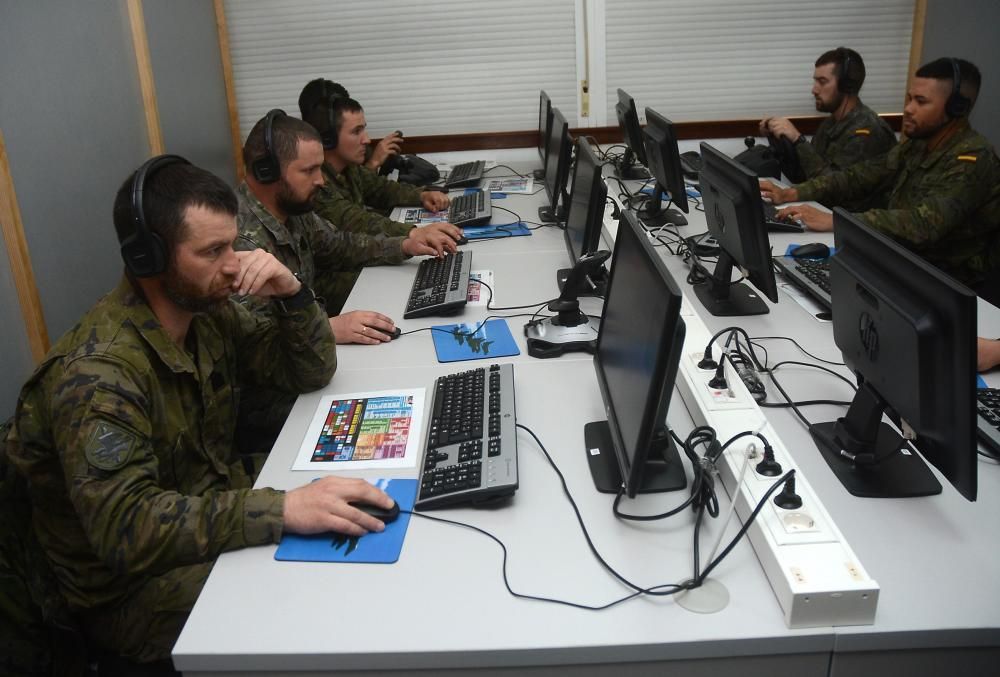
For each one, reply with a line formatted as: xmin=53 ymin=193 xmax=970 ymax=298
xmin=464 ymin=223 xmax=532 ymax=239
xmin=275 ymin=478 xmax=418 ymax=564
xmin=431 ymin=318 xmax=520 ymax=363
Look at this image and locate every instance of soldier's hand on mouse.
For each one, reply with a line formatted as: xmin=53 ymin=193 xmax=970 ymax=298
xmin=329 ymin=311 xmax=396 ymax=345
xmin=283 ymin=476 xmax=395 ymax=536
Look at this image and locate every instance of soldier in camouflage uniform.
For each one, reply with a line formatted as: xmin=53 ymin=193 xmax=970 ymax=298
xmin=298 ymin=89 xmax=463 ymax=312
xmin=762 ymin=58 xmax=1000 ymax=290
xmin=761 ymin=47 xmax=896 ymax=211
xmin=235 ymin=113 xmax=458 ymax=454
xmin=5 ymin=159 xmax=395 ymax=666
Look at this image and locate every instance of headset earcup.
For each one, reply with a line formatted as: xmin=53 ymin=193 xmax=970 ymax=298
xmin=121 ymin=229 xmax=167 ymax=277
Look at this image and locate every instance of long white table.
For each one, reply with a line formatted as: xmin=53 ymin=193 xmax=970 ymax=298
xmin=173 ymin=157 xmax=1000 ymax=676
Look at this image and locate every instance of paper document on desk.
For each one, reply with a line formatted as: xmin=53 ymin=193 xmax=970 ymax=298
xmin=275 ymin=478 xmax=418 ymax=564
xmin=389 ymin=206 xmax=448 ymax=225
xmin=292 ymin=389 xmax=426 ymax=471
xmin=467 ymin=270 xmax=493 ymax=306
xmin=482 ymin=177 xmax=533 ymax=193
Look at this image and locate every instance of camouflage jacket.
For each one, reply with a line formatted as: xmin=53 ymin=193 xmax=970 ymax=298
xmin=314 ymin=163 xmax=422 ymax=237
xmin=795 ymin=119 xmax=1000 ymax=286
xmin=5 ymin=276 xmax=336 ymax=612
xmin=235 ymin=182 xmax=408 ymax=298
xmin=797 ymin=100 xmax=897 ymax=179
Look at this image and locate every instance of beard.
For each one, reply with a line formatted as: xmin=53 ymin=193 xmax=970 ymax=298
xmin=163 ymin=265 xmax=230 ymax=314
xmin=815 ymin=91 xmax=844 ymax=114
xmin=276 ymin=179 xmax=318 ymax=217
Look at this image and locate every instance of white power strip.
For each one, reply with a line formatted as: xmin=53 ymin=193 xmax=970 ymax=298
xmin=675 ymin=297 xmax=879 ymax=628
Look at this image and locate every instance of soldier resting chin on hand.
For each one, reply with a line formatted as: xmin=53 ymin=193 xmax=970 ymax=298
xmin=5 ymin=158 xmax=394 ymax=668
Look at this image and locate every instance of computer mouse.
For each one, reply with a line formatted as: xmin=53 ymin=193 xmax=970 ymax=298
xmin=456 ymin=235 xmax=469 ymax=245
xmin=790 ymin=242 xmax=831 ymax=259
xmin=367 ymin=326 xmax=402 ymax=341
xmin=348 ymin=500 xmax=400 ymax=524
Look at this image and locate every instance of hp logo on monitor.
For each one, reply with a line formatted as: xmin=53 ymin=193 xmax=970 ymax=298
xmin=858 ymin=311 xmax=879 ymax=361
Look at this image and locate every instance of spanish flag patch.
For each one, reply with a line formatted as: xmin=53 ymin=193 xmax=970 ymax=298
xmin=957 ymin=154 xmax=977 ymax=162
xmin=854 ymin=128 xmax=871 ymax=135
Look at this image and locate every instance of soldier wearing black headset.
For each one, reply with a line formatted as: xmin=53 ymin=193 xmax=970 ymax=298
xmin=762 ymin=57 xmax=1000 ymax=295
xmin=6 ymin=157 xmax=396 ymax=667
xmin=760 ymin=47 xmax=896 ymax=196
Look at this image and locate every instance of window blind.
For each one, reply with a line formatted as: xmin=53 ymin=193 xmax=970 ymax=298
xmin=223 ymin=0 xmax=580 ymax=140
xmin=604 ymin=0 xmax=915 ymax=125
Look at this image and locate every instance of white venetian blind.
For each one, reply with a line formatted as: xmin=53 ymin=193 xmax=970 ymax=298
xmin=604 ymin=0 xmax=915 ymax=125
xmin=223 ymin=0 xmax=580 ymax=140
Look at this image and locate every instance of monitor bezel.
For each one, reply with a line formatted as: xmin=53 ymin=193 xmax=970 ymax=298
xmin=615 ymin=88 xmax=648 ymax=167
xmin=543 ymin=108 xmax=572 ymax=214
xmin=642 ymin=107 xmax=689 ymax=216
xmin=563 ymin=138 xmax=608 ymax=265
xmin=537 ymin=90 xmax=552 ymax=166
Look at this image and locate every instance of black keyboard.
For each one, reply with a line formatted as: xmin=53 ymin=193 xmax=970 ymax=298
xmin=444 ymin=160 xmax=486 ymax=189
xmin=773 ymin=255 xmax=832 ymax=310
xmin=975 ymin=388 xmax=1000 ymax=456
xmin=403 ymin=251 xmax=473 ymax=319
xmin=447 ymin=190 xmax=492 ymax=227
xmin=415 ymin=363 xmax=518 ymax=509
xmin=763 ymin=203 xmax=805 ymax=233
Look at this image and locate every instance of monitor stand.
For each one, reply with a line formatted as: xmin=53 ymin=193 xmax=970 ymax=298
xmin=556 ymin=265 xmax=607 ymax=298
xmin=538 ymin=204 xmax=566 ymax=223
xmin=809 ymin=382 xmax=942 ymax=498
xmin=584 ymin=421 xmax=686 ymax=494
xmin=693 ymin=251 xmax=769 ymax=316
xmin=532 ymin=168 xmax=545 ymax=180
xmin=638 ymin=205 xmax=688 ymax=229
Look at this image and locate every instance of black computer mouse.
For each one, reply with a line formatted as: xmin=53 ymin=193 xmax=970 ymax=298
xmin=456 ymin=235 xmax=469 ymax=245
xmin=349 ymin=500 xmax=400 ymax=524
xmin=790 ymin=242 xmax=831 ymax=259
xmin=368 ymin=326 xmax=402 ymax=340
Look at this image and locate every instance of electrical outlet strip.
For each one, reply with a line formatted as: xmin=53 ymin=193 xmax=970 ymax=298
xmin=675 ymin=301 xmax=879 ymax=628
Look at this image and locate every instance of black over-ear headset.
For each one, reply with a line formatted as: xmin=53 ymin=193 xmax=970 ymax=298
xmin=836 ymin=47 xmax=860 ymax=95
xmin=316 ymin=82 xmax=343 ymax=150
xmin=946 ymin=58 xmax=973 ymax=118
xmin=251 ymin=108 xmax=286 ymax=184
xmin=120 ymin=154 xmax=190 ymax=278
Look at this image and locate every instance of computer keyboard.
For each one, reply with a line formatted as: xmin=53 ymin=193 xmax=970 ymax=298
xmin=444 ymin=160 xmax=486 ymax=189
xmin=763 ymin=203 xmax=805 ymax=233
xmin=447 ymin=190 xmax=492 ymax=227
xmin=403 ymin=251 xmax=473 ymax=319
xmin=975 ymin=388 xmax=1000 ymax=456
xmin=415 ymin=363 xmax=518 ymax=509
xmin=773 ymin=255 xmax=832 ymax=310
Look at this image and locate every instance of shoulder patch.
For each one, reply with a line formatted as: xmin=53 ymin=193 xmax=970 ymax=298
xmin=85 ymin=420 xmax=138 ymax=471
xmin=957 ymin=154 xmax=977 ymax=163
xmin=854 ymin=128 xmax=871 ymax=136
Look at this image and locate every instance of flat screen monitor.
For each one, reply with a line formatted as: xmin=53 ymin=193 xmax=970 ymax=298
xmin=534 ymin=90 xmax=552 ymax=179
xmin=614 ymin=88 xmax=650 ymax=180
xmin=695 ymin=142 xmax=778 ymax=317
xmin=810 ymin=208 xmax=977 ymax=500
xmin=639 ymin=107 xmax=689 ymax=228
xmin=539 ymin=107 xmax=572 ymax=223
xmin=559 ymin=138 xmax=609 ymax=296
xmin=585 ymin=209 xmax=688 ymax=497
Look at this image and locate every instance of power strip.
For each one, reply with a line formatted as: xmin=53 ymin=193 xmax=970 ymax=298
xmin=676 ymin=297 xmax=879 ymax=628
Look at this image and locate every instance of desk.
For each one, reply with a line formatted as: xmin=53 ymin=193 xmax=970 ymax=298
xmin=173 ymin=158 xmax=1000 ymax=676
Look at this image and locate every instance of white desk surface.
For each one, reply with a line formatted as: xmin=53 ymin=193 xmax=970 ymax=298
xmin=174 ymin=159 xmax=1000 ymax=675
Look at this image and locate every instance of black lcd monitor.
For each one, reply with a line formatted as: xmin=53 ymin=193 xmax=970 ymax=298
xmin=638 ymin=107 xmax=689 ymax=228
xmin=695 ymin=142 xmax=779 ymax=316
xmin=539 ymin=107 xmax=572 ymax=223
xmin=533 ymin=90 xmax=552 ymax=180
xmin=559 ymin=138 xmax=609 ymax=296
xmin=614 ymin=88 xmax=650 ymax=180
xmin=810 ymin=208 xmax=977 ymax=500
xmin=585 ymin=209 xmax=688 ymax=497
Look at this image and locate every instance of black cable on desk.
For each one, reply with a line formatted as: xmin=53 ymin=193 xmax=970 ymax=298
xmin=482 ymin=164 xmax=530 ymax=179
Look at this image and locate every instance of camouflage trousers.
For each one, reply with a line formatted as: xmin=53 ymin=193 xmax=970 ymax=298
xmin=81 ymin=561 xmax=213 ymax=663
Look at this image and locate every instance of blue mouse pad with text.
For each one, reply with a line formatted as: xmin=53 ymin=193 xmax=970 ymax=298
xmin=463 ymin=223 xmax=532 ymax=240
xmin=431 ymin=319 xmax=520 ymax=363
xmin=275 ymin=478 xmax=418 ymax=564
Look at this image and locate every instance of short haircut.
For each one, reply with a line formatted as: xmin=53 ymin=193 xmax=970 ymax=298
xmin=816 ymin=47 xmax=865 ymax=94
xmin=298 ymin=78 xmax=350 ymax=119
xmin=301 ymin=95 xmax=363 ymax=143
xmin=915 ymin=57 xmax=981 ymax=108
xmin=112 ymin=162 xmax=237 ymax=254
xmin=242 ymin=113 xmax=322 ymax=174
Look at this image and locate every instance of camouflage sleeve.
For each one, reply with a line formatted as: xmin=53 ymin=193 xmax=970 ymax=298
xmin=356 ymin=165 xmax=424 ymax=210
xmin=857 ymin=157 xmax=990 ymax=246
xmin=306 ymin=214 xmax=409 ymax=270
xmin=794 ymin=151 xmax=895 ymax=206
xmin=225 ymin=293 xmax=337 ymax=394
xmin=314 ymin=183 xmax=413 ymax=238
xmin=51 ymin=356 xmax=286 ymax=576
xmin=795 ymin=139 xmax=829 ymax=178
